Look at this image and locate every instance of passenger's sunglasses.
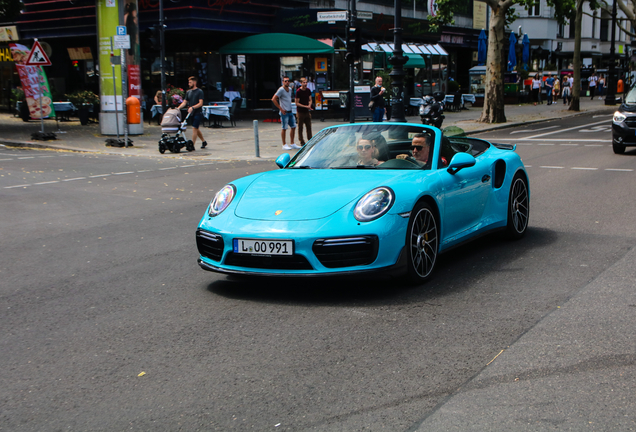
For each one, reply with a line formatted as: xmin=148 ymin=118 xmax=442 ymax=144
xmin=411 ymin=145 xmax=425 ymax=151
xmin=357 ymin=145 xmax=372 ymax=151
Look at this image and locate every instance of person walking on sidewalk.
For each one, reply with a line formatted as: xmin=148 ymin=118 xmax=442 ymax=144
xmin=552 ymin=76 xmax=560 ymax=104
xmin=272 ymin=76 xmax=300 ymax=150
xmin=295 ymin=77 xmax=313 ymax=146
xmin=178 ymin=76 xmax=207 ymax=149
xmin=532 ymin=74 xmax=542 ymax=106
xmin=545 ymin=73 xmax=554 ymax=105
xmin=370 ymin=76 xmax=386 ymax=122
xmin=588 ymin=72 xmax=597 ymax=100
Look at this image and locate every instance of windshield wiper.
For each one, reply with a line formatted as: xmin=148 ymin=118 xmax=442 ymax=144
xmin=291 ymin=165 xmax=312 ymax=169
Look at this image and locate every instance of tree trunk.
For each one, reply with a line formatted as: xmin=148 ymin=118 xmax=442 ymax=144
xmin=569 ymin=0 xmax=583 ymax=111
xmin=479 ymin=4 xmax=507 ymax=123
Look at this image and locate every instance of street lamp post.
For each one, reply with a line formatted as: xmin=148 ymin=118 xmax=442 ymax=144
xmin=388 ymin=0 xmax=408 ymax=122
xmin=605 ymin=0 xmax=617 ymax=105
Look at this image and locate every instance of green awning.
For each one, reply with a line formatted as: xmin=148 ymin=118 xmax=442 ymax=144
xmin=404 ymin=55 xmax=426 ymax=68
xmin=220 ymin=33 xmax=334 ymax=55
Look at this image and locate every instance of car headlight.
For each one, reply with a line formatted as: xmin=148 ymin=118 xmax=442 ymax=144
xmin=354 ymin=187 xmax=394 ymax=222
xmin=208 ymin=184 xmax=236 ymax=217
xmin=613 ymin=111 xmax=626 ymax=123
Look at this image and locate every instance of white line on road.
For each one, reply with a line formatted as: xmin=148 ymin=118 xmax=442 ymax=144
xmin=571 ymin=167 xmax=598 ymax=170
xmin=159 ymin=167 xmax=177 ymax=170
xmin=63 ymin=177 xmax=86 ymax=181
xmin=520 ymin=118 xmax=610 ymax=139
xmin=540 ymin=166 xmax=564 ymax=169
xmin=18 ymin=157 xmax=34 ymax=159
xmin=34 ymin=181 xmax=60 ymax=185
xmin=4 ymin=184 xmax=31 ymax=188
xmin=605 ymin=168 xmax=634 ymax=172
xmin=89 ymin=174 xmax=111 ymax=178
xmin=510 ymin=125 xmax=559 ymax=134
xmin=0 ymin=158 xmax=13 ymax=161
xmin=112 ymin=171 xmax=135 ymax=175
xmin=584 ymin=144 xmax=604 ymax=147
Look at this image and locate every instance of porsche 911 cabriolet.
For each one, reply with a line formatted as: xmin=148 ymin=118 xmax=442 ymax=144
xmin=196 ymin=123 xmax=529 ymax=282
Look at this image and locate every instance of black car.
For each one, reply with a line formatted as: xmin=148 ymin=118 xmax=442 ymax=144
xmin=612 ymin=86 xmax=636 ymax=154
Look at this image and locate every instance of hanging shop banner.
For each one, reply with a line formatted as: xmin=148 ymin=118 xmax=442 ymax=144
xmin=10 ymin=43 xmax=56 ymax=119
xmin=97 ymin=0 xmax=122 ymax=112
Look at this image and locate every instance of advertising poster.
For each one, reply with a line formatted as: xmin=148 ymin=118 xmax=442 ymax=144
xmin=9 ymin=43 xmax=56 ymax=119
xmin=97 ymin=0 xmax=122 ymax=112
xmin=124 ymin=0 xmax=140 ymax=99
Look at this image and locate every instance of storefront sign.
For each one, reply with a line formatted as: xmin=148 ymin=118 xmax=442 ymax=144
xmin=10 ymin=43 xmax=56 ymax=119
xmin=440 ymin=34 xmax=464 ymax=44
xmin=0 ymin=26 xmax=18 ymax=42
xmin=315 ymin=57 xmax=327 ymax=72
xmin=0 ymin=46 xmax=13 ymax=63
xmin=473 ymin=0 xmax=488 ymax=30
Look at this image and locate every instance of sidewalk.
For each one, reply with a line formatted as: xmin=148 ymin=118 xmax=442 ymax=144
xmin=0 ymin=97 xmax=617 ymax=160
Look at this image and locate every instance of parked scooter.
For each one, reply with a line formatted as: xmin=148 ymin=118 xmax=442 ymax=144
xmin=419 ymin=92 xmax=445 ymax=128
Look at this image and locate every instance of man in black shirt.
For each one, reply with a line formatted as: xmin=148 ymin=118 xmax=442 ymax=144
xmin=370 ymin=76 xmax=386 ymax=122
xmin=295 ymin=78 xmax=313 ymax=145
xmin=178 ymin=76 xmax=207 ymax=149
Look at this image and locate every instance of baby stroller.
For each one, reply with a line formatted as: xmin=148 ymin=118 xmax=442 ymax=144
xmin=158 ymin=107 xmax=194 ymax=154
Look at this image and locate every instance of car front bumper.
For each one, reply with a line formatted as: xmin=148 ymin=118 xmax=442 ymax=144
xmin=612 ymin=120 xmax=636 ymax=146
xmin=196 ymin=212 xmax=410 ymax=277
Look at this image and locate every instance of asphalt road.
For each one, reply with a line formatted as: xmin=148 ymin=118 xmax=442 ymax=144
xmin=1 ymin=111 xmax=635 ymax=431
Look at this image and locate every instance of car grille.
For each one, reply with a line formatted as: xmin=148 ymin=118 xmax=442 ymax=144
xmin=312 ymin=236 xmax=379 ymax=268
xmin=624 ymin=117 xmax=636 ymax=127
xmin=196 ymin=229 xmax=224 ymax=262
xmin=224 ymin=253 xmax=313 ymax=270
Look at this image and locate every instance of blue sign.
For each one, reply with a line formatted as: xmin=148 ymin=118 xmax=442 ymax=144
xmin=116 ymin=26 xmax=126 ymax=36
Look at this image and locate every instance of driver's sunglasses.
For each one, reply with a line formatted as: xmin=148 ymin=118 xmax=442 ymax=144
xmin=411 ymin=145 xmax=425 ymax=151
xmin=357 ymin=145 xmax=372 ymax=151
xmin=283 ymin=79 xmax=289 ymax=82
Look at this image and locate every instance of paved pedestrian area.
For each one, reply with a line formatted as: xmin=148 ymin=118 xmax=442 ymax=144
xmin=0 ymin=97 xmax=616 ymax=160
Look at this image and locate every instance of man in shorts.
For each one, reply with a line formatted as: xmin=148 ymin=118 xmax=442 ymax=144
xmin=272 ymin=76 xmax=300 ymax=150
xmin=178 ymin=76 xmax=207 ymax=149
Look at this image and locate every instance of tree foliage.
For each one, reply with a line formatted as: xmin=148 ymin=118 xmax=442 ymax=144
xmin=0 ymin=0 xmax=21 ymax=22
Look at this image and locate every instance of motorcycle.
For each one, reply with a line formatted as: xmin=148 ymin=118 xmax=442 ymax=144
xmin=419 ymin=92 xmax=445 ymax=128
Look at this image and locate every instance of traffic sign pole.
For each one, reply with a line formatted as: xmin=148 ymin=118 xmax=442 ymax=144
xmin=110 ymin=37 xmax=120 ymax=140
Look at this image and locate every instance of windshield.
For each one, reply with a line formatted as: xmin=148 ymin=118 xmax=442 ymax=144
xmin=625 ymin=85 xmax=636 ymax=104
xmin=287 ymin=124 xmax=436 ymax=170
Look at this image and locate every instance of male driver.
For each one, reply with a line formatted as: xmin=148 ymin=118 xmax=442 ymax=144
xmin=272 ymin=77 xmax=300 ymax=150
xmin=295 ymin=78 xmax=313 ymax=146
xmin=397 ymin=133 xmax=431 ymax=166
xmin=178 ymin=76 xmax=207 ymax=149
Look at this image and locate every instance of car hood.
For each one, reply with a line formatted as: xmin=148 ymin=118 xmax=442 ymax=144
xmin=234 ymin=169 xmax=407 ymax=221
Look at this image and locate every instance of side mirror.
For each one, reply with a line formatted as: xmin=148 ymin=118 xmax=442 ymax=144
xmin=446 ymin=152 xmax=476 ymax=175
xmin=275 ymin=153 xmax=291 ymax=169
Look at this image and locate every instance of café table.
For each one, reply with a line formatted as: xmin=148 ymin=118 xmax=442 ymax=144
xmin=202 ymin=104 xmax=231 ymax=128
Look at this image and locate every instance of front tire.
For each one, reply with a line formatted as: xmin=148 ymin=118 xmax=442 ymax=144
xmin=406 ymin=202 xmax=439 ymax=283
xmin=612 ymin=135 xmax=626 ymax=154
xmin=506 ymin=173 xmax=529 ymax=239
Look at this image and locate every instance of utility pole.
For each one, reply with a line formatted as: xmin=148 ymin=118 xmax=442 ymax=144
xmin=160 ymin=0 xmax=166 ymax=114
xmin=605 ymin=0 xmax=617 ymax=105
xmin=348 ymin=0 xmax=357 ymax=123
xmin=388 ymin=0 xmax=408 ymax=122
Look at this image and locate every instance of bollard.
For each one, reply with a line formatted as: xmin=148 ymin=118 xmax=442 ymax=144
xmin=253 ymin=120 xmax=260 ymax=158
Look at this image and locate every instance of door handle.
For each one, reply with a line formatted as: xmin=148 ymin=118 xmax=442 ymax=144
xmin=482 ymin=175 xmax=491 ymax=183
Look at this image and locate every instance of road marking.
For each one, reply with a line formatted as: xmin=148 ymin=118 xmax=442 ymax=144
xmin=63 ymin=177 xmax=86 ymax=181
xmin=537 ymin=143 xmax=555 ymax=146
xmin=540 ymin=166 xmax=564 ymax=169
xmin=521 ymin=118 xmax=610 ymax=139
xmin=510 ymin=125 xmax=559 ymax=134
xmin=159 ymin=167 xmax=176 ymax=170
xmin=137 ymin=170 xmax=151 ymax=173
xmin=18 ymin=157 xmax=34 ymax=159
xmin=34 ymin=181 xmax=59 ymax=185
xmin=605 ymin=168 xmax=633 ymax=172
xmin=571 ymin=167 xmax=598 ymax=170
xmin=112 ymin=171 xmax=135 ymax=175
xmin=38 ymin=156 xmax=55 ymax=158
xmin=0 ymin=158 xmax=13 ymax=161
xmin=584 ymin=144 xmax=604 ymax=147
xmin=89 ymin=174 xmax=110 ymax=178
xmin=4 ymin=184 xmax=31 ymax=188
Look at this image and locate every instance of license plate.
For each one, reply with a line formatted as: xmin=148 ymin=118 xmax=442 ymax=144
xmin=233 ymin=238 xmax=293 ymax=256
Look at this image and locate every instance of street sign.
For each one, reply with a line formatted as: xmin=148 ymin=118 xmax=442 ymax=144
xmin=317 ymin=11 xmax=348 ymax=22
xmin=356 ymin=11 xmax=373 ymax=20
xmin=114 ymin=35 xmax=131 ymax=49
xmin=116 ymin=26 xmax=127 ymax=36
xmin=25 ymin=40 xmax=51 ymax=66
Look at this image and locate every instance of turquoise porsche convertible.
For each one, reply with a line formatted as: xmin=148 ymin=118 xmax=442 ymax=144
xmin=196 ymin=123 xmax=529 ymax=282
